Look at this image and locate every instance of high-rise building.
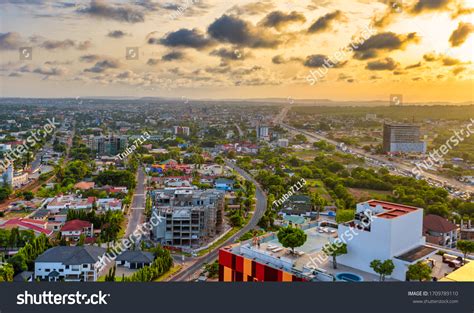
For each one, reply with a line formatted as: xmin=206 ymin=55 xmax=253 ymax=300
xmin=382 ymin=123 xmax=426 ymax=154
xmin=256 ymin=125 xmax=270 ymax=140
xmin=86 ymin=135 xmax=128 ymax=156
xmin=173 ymin=126 xmax=190 ymax=136
xmin=151 ymin=188 xmax=224 ymax=248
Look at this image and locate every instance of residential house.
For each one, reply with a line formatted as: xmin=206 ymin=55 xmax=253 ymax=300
xmin=116 ymin=250 xmax=155 ymax=269
xmin=60 ymin=219 xmax=94 ymax=242
xmin=423 ymin=214 xmax=459 ymax=248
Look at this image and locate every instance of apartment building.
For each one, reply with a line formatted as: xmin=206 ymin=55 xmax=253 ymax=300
xmin=151 ymin=188 xmax=224 ymax=248
xmin=382 ymin=123 xmax=426 ymax=154
xmin=86 ymin=135 xmax=127 ymax=156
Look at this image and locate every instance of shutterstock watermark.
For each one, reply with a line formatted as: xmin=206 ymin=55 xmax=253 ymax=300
xmin=0 ymin=118 xmax=59 ymax=171
xmin=272 ymin=178 xmax=306 ymax=208
xmin=168 ymin=0 xmax=201 ymax=20
xmin=306 ymin=24 xmax=375 ymax=85
xmin=95 ymin=211 xmax=164 ymax=272
xmin=115 ymin=131 xmax=150 ymax=161
xmin=411 ymin=118 xmax=474 ymax=176
xmin=305 ymin=209 xmax=377 ymax=269
xmin=17 ymin=291 xmax=109 ymax=305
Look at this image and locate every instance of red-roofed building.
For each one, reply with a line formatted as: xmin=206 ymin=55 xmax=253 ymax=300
xmin=60 ymin=219 xmax=93 ymax=242
xmin=0 ymin=218 xmax=53 ymax=237
xmin=423 ymin=214 xmax=459 ymax=248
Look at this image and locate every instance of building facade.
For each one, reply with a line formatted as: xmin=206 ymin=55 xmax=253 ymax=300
xmin=382 ymin=123 xmax=426 ymax=154
xmin=151 ymin=188 xmax=224 ymax=248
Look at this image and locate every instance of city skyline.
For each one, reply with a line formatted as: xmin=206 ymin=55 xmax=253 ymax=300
xmin=0 ymin=0 xmax=473 ymax=102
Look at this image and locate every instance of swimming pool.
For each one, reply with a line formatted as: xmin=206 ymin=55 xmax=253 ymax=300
xmin=336 ymin=272 xmax=363 ymax=282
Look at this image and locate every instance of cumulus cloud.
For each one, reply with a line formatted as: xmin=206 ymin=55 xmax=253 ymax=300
xmin=208 ymin=15 xmax=281 ymax=48
xmin=308 ymin=10 xmax=343 ymax=33
xmin=259 ymin=11 xmax=306 ymax=31
xmin=303 ymin=54 xmax=346 ymax=68
xmin=84 ymin=56 xmax=121 ymax=73
xmin=107 ymin=30 xmax=127 ymax=38
xmin=410 ymin=0 xmax=452 ymax=14
xmin=0 ymin=32 xmax=24 ymax=50
xmin=271 ymin=54 xmax=303 ymax=64
xmin=366 ymin=57 xmax=399 ymax=70
xmin=33 ymin=65 xmax=67 ymax=76
xmin=158 ymin=28 xmax=215 ymax=49
xmin=78 ymin=0 xmax=145 ymax=23
xmin=353 ymin=32 xmax=419 ymax=60
xmin=210 ymin=47 xmax=250 ymax=61
xmin=147 ymin=58 xmax=159 ymax=66
xmin=449 ymin=22 xmax=474 ymax=47
xmin=162 ymin=51 xmax=186 ymax=61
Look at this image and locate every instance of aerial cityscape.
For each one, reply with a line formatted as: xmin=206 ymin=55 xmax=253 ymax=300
xmin=0 ymin=1 xmax=473 ymax=312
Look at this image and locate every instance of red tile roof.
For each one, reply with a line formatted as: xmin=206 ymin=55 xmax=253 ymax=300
xmin=61 ymin=219 xmax=92 ymax=231
xmin=423 ymin=214 xmax=457 ymax=233
xmin=1 ymin=218 xmax=53 ymax=236
xmin=366 ymin=200 xmax=419 ymax=219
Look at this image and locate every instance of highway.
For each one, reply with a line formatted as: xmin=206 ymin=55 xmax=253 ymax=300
xmin=277 ymin=107 xmax=474 ymax=195
xmin=169 ymin=160 xmax=267 ymax=281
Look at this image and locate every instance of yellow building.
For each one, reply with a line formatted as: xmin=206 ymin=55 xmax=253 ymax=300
xmin=440 ymin=261 xmax=474 ymax=282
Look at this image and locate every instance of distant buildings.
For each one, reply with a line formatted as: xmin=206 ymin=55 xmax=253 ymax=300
xmin=277 ymin=138 xmax=289 ymax=148
xmin=46 ymin=196 xmax=95 ymax=213
xmin=151 ymin=188 xmax=225 ymax=248
xmin=256 ymin=125 xmax=270 ymax=140
xmin=34 ymin=246 xmax=106 ymax=282
xmin=382 ymin=123 xmax=426 ymax=154
xmin=173 ymin=126 xmax=190 ymax=136
xmin=86 ymin=135 xmax=127 ymax=156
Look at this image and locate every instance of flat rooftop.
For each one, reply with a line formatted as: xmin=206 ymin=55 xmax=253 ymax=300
xmin=395 ymin=245 xmax=437 ymax=263
xmin=366 ymin=200 xmax=419 ymax=219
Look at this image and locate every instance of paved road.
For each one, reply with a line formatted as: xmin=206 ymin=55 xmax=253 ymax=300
xmin=282 ymin=123 xmax=474 ymax=194
xmin=125 ymin=166 xmax=146 ymax=238
xmin=169 ymin=160 xmax=267 ymax=281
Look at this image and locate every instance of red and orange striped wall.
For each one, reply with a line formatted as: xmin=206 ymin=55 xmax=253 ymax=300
xmin=218 ymin=248 xmax=306 ymax=282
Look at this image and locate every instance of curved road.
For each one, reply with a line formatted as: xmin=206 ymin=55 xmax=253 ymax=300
xmin=170 ymin=160 xmax=267 ymax=281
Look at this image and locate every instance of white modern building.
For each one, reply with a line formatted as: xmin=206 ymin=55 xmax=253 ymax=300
xmin=337 ymin=200 xmax=437 ymax=281
xmin=34 ymin=246 xmax=106 ymax=282
xmin=277 ymin=138 xmax=289 ymax=148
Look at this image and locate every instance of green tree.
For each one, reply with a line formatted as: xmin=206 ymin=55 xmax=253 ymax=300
xmin=370 ymin=259 xmax=395 ymax=281
xmin=406 ymin=262 xmax=432 ymax=281
xmin=456 ymin=240 xmax=474 ymax=265
xmin=0 ymin=263 xmax=14 ymax=282
xmin=322 ymin=242 xmax=347 ymax=269
xmin=277 ymin=226 xmax=307 ymax=254
xmin=336 ymin=209 xmax=355 ymax=224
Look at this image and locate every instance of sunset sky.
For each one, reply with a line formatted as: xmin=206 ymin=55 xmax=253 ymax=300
xmin=0 ymin=0 xmax=473 ymax=102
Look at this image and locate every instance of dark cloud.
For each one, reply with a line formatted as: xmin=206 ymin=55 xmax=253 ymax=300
xmin=442 ymin=56 xmax=463 ymax=66
xmin=227 ymin=2 xmax=275 ymax=15
xmin=303 ymin=54 xmax=346 ymax=68
xmin=353 ymin=32 xmax=419 ymax=60
xmin=162 ymin=51 xmax=186 ymax=61
xmin=410 ymin=0 xmax=452 ymax=14
xmin=146 ymin=58 xmax=159 ymax=66
xmin=423 ymin=53 xmax=437 ymax=62
xmin=308 ymin=10 xmax=343 ymax=33
xmin=78 ymin=0 xmax=145 ymax=23
xmin=449 ymin=22 xmax=474 ymax=47
xmin=80 ymin=54 xmax=101 ymax=63
xmin=210 ymin=47 xmax=250 ymax=61
xmin=0 ymin=32 xmax=23 ymax=50
xmin=405 ymin=62 xmax=422 ymax=69
xmin=84 ymin=57 xmax=121 ymax=73
xmin=366 ymin=57 xmax=399 ymax=71
xmin=271 ymin=54 xmax=303 ymax=64
xmin=259 ymin=11 xmax=306 ymax=31
xmin=8 ymin=72 xmax=22 ymax=77
xmin=208 ymin=15 xmax=281 ymax=48
xmin=107 ymin=30 xmax=127 ymax=38
xmin=40 ymin=39 xmax=75 ymax=50
xmin=158 ymin=28 xmax=215 ymax=49
xmin=452 ymin=66 xmax=465 ymax=75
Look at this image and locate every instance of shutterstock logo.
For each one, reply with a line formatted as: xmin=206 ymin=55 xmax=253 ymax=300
xmin=17 ymin=291 xmax=110 ymax=305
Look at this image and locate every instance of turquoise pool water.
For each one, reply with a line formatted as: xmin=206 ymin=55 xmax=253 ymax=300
xmin=336 ymin=272 xmax=363 ymax=282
